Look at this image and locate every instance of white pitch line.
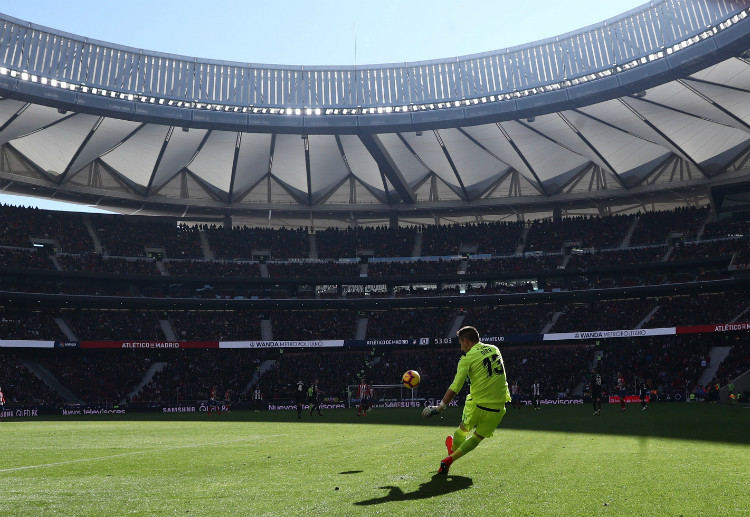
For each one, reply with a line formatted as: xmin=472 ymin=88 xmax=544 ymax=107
xmin=0 ymin=434 xmax=288 ymax=473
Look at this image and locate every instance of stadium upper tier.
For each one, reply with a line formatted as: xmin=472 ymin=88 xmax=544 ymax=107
xmin=0 ymin=0 xmax=748 ymax=222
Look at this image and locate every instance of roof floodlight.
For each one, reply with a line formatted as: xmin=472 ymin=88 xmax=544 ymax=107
xmin=60 ymin=81 xmax=68 ymax=88
xmin=30 ymin=75 xmax=38 ymax=82
xmin=315 ymin=108 xmax=321 ymax=115
xmin=305 ymin=108 xmax=312 ymax=115
xmin=41 ymin=77 xmax=48 ymax=85
xmin=0 ymin=67 xmax=6 ymax=75
xmin=385 ymin=106 xmax=392 ymax=113
xmin=158 ymin=98 xmax=164 ymax=104
xmin=20 ymin=72 xmax=29 ymax=80
xmin=295 ymin=108 xmax=301 ymax=115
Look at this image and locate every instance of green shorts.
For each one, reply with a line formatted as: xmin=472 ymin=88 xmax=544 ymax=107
xmin=461 ymin=398 xmax=506 ymax=438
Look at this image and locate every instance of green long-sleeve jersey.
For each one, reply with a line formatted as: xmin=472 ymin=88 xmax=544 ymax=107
xmin=448 ymin=342 xmax=511 ymax=408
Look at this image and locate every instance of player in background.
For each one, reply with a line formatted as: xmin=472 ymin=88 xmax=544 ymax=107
xmin=639 ymin=380 xmax=649 ymax=411
xmin=224 ymin=389 xmax=232 ymax=414
xmin=510 ymin=380 xmax=521 ymax=409
xmin=208 ymin=386 xmax=221 ymax=416
xmin=591 ymin=369 xmax=603 ymax=415
xmin=531 ymin=380 xmax=541 ymax=410
xmin=294 ymin=379 xmax=306 ymax=419
xmin=357 ymin=378 xmax=372 ymax=417
xmin=0 ymin=386 xmax=5 ymax=420
xmin=423 ymin=326 xmax=511 ymax=475
xmin=308 ymin=379 xmax=323 ymax=416
xmin=617 ymin=372 xmax=627 ymax=412
xmin=252 ymin=385 xmax=263 ymax=411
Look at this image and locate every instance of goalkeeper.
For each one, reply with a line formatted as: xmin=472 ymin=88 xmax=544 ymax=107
xmin=423 ymin=325 xmax=511 ymax=474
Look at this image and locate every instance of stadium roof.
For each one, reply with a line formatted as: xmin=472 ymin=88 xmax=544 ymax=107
xmin=0 ymin=0 xmax=748 ymax=227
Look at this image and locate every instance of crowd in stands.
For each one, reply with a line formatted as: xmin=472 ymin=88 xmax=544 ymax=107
xmin=91 ymin=217 xmax=203 ymax=259
xmin=267 ymin=261 xmax=358 ymax=278
xmin=420 ymin=221 xmax=518 ymax=256
xmin=57 ymin=253 xmax=160 ymax=275
xmin=0 ymin=205 xmax=92 ymax=252
xmin=462 ymin=304 xmax=554 ymax=335
xmin=0 ymin=351 xmax=65 ymax=407
xmin=0 ymin=308 xmax=65 ymax=340
xmin=135 ymin=348 xmax=264 ymax=405
xmin=552 ymin=298 xmax=657 ymax=333
xmin=315 ymin=225 xmax=416 ymax=259
xmin=205 ymin=225 xmax=310 ymax=260
xmin=466 ymin=254 xmax=562 ymax=273
xmin=165 ymin=259 xmax=261 ymax=278
xmin=701 ymin=219 xmax=750 ymax=240
xmin=0 ymin=248 xmax=54 ymax=269
xmin=170 ymin=311 xmax=264 ymax=341
xmin=629 ymin=206 xmax=709 ymax=246
xmin=668 ymin=237 xmax=746 ymax=262
xmin=368 ymin=258 xmax=461 ymax=277
xmin=713 ymin=333 xmax=750 ymax=389
xmin=270 ymin=310 xmax=358 ymax=340
xmin=601 ymin=334 xmax=715 ymax=393
xmin=524 ymin=214 xmax=634 ymax=251
xmin=643 ymin=292 xmax=749 ymax=328
xmin=62 ymin=310 xmax=165 ymax=341
xmin=366 ymin=309 xmax=455 ymax=339
xmin=421 ymin=220 xmax=526 ymax=256
xmin=2 ymin=327 xmax=746 ymax=408
xmin=36 ymin=349 xmax=153 ymax=405
xmin=503 ymin=344 xmax=591 ymax=398
xmin=255 ymin=349 xmax=373 ymax=403
xmin=566 ymin=246 xmax=666 ymax=268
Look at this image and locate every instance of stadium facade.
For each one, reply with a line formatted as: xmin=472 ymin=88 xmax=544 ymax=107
xmin=0 ymin=0 xmax=747 ymax=228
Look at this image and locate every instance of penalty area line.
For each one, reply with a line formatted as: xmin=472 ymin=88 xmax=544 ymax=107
xmin=0 ymin=434 xmax=288 ymax=473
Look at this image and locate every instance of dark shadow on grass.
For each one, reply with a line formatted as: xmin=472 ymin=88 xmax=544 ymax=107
xmin=354 ymin=474 xmax=472 ymax=506
xmin=339 ymin=470 xmax=363 ymax=474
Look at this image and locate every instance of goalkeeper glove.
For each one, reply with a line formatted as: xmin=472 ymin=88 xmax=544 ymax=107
xmin=422 ymin=402 xmax=446 ymax=418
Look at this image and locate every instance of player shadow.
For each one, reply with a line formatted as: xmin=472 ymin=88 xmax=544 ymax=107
xmin=353 ymin=474 xmax=472 ymax=506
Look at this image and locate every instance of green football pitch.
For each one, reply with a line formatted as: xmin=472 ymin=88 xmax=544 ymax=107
xmin=1 ymin=404 xmax=748 ymax=517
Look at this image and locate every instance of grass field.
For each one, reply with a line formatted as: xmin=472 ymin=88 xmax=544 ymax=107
xmin=1 ymin=403 xmax=748 ymax=517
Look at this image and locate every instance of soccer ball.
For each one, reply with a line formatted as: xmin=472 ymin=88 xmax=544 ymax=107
xmin=402 ymin=370 xmax=420 ymax=389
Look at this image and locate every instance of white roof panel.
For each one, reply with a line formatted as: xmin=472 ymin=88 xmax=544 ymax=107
xmin=11 ymin=113 xmax=98 ymax=176
xmin=338 ymin=135 xmax=383 ymax=191
xmin=684 ymin=79 xmax=750 ymax=128
xmin=188 ymin=130 xmax=237 ymax=193
xmin=643 ymin=81 xmax=741 ymax=128
xmin=151 ymin=127 xmax=207 ymax=191
xmin=67 ymin=117 xmax=141 ymax=175
xmin=271 ymin=134 xmax=308 ymax=193
xmin=376 ymin=133 xmax=431 ymax=188
xmin=234 ymin=132 xmax=272 ymax=195
xmin=100 ymin=124 xmax=168 ymax=187
xmin=625 ymin=97 xmax=750 ymax=168
xmin=501 ymin=121 xmax=589 ymax=183
xmin=400 ymin=131 xmax=459 ymax=187
xmin=308 ymin=134 xmax=349 ymax=196
xmin=562 ymin=110 xmax=671 ymax=176
xmin=438 ymin=127 xmax=510 ymax=187
xmin=0 ymin=103 xmax=67 ymax=145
